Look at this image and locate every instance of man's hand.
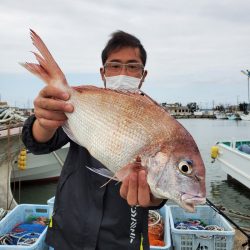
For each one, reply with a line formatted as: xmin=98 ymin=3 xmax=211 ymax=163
xmin=120 ymin=169 xmax=163 ymax=207
xmin=32 ymin=85 xmax=74 ymax=143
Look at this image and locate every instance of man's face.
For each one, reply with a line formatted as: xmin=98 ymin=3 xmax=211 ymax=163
xmin=100 ymin=47 xmax=146 ymax=81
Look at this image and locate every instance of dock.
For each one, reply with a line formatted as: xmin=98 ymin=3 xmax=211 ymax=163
xmin=234 ymin=228 xmax=250 ymax=249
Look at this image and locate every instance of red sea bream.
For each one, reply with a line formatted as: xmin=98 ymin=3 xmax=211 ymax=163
xmin=21 ymin=30 xmax=206 ymax=212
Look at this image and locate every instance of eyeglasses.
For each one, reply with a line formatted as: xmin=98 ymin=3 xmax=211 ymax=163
xmin=104 ymin=62 xmax=144 ymax=74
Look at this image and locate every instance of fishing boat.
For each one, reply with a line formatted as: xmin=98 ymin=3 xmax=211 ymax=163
xmin=240 ymin=113 xmax=250 ymax=121
xmin=211 ymin=140 xmax=250 ymax=189
xmin=226 ymin=113 xmax=241 ymax=120
xmin=11 ymin=143 xmax=69 ymax=182
xmin=214 ymin=111 xmax=227 ymax=119
xmin=0 ymin=137 xmax=68 ymax=212
xmin=1 ymin=124 xmax=68 ymax=183
xmin=193 ymin=110 xmax=204 ymax=116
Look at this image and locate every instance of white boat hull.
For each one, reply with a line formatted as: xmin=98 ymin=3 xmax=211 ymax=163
xmin=215 ymin=112 xmax=227 ymax=119
xmin=0 ymin=124 xmax=69 ymax=183
xmin=216 ymin=142 xmax=250 ymax=189
xmin=11 ymin=144 xmax=69 ymax=182
xmin=240 ymin=113 xmax=250 ymax=121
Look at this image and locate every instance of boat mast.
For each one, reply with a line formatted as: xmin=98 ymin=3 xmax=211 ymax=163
xmin=241 ymin=69 xmax=250 ymax=110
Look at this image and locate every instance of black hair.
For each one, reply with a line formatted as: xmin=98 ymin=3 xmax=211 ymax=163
xmin=101 ymin=30 xmax=147 ymax=66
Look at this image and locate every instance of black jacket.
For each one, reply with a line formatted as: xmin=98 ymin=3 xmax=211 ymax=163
xmin=22 ymin=115 xmax=164 ymax=250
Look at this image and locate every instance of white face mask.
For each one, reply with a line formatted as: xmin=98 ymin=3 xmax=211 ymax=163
xmin=105 ymin=75 xmax=143 ymax=91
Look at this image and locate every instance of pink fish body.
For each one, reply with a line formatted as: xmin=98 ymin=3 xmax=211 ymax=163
xmin=21 ymin=30 xmax=206 ymax=212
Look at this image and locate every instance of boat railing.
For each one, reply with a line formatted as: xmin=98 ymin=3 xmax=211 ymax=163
xmin=220 ymin=143 xmax=250 ymax=161
xmin=221 ymin=140 xmax=250 ymax=149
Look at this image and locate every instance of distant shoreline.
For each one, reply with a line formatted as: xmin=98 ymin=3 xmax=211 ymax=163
xmin=173 ymin=114 xmax=216 ymax=119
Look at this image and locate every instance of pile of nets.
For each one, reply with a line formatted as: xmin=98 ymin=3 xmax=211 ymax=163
xmin=175 ymin=219 xmax=225 ymax=231
xmin=148 ymin=210 xmax=165 ymax=247
xmin=0 ymin=216 xmax=49 ymax=246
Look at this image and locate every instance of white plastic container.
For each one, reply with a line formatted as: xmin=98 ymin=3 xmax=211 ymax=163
xmin=150 ymin=205 xmax=172 ymax=250
xmin=0 ymin=204 xmax=49 ymax=250
xmin=46 ymin=197 xmax=55 ymax=218
xmin=47 ymin=197 xmax=55 ymax=250
xmin=169 ymin=205 xmax=235 ymax=250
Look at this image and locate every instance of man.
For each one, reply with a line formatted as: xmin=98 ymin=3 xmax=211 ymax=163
xmin=22 ymin=31 xmax=165 ymax=250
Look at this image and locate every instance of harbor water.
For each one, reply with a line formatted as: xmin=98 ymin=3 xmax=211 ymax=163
xmin=3 ymin=119 xmax=250 ymax=229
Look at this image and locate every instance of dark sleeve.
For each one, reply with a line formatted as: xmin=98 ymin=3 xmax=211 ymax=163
xmin=22 ymin=115 xmax=70 ymax=155
xmin=148 ymin=199 xmax=167 ymax=210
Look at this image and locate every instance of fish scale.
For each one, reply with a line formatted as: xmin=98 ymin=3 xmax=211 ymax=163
xmin=66 ymin=89 xmax=158 ymax=172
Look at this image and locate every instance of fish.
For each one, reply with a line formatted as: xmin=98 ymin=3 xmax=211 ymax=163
xmin=20 ymin=29 xmax=206 ymax=212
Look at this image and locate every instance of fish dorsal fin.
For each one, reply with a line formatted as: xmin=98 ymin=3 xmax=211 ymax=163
xmin=138 ymin=89 xmax=168 ymax=110
xmin=72 ymin=85 xmax=101 ymax=92
xmin=72 ymin=85 xmax=141 ymax=95
xmin=108 ymin=88 xmax=139 ymax=93
xmin=72 ymin=85 xmax=157 ymax=104
xmin=107 ymin=88 xmax=141 ymax=95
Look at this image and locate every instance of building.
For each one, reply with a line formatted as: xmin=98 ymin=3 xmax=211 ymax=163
xmin=161 ymin=103 xmax=191 ymax=117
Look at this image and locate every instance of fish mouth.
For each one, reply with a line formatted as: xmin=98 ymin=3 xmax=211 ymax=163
xmin=181 ymin=193 xmax=206 ymax=213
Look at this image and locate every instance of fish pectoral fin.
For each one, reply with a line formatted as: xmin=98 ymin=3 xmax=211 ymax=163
xmin=115 ymin=162 xmax=142 ymax=181
xmin=85 ymin=161 xmax=143 ymax=185
xmin=85 ymin=165 xmax=118 ymax=180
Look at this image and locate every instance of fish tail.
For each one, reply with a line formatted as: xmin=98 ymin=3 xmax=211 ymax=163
xmin=20 ymin=29 xmax=68 ymax=87
xmin=19 ymin=62 xmax=50 ymax=83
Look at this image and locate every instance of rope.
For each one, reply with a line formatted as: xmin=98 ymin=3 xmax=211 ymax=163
xmin=0 ymin=122 xmax=22 ymax=210
xmin=206 ymin=198 xmax=250 ymax=248
xmin=12 ymin=125 xmax=24 ymax=204
xmin=7 ymin=125 xmax=11 ymax=210
xmin=214 ymin=204 xmax=250 ymax=220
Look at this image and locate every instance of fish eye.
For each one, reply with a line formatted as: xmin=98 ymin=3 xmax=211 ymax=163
xmin=178 ymin=160 xmax=193 ymax=175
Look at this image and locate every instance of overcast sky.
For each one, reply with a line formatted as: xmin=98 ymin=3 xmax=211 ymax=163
xmin=1 ymin=0 xmax=250 ymax=108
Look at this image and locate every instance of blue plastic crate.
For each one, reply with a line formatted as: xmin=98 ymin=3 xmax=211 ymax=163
xmin=150 ymin=205 xmax=172 ymax=250
xmin=169 ymin=205 xmax=235 ymax=250
xmin=0 ymin=204 xmax=49 ymax=250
